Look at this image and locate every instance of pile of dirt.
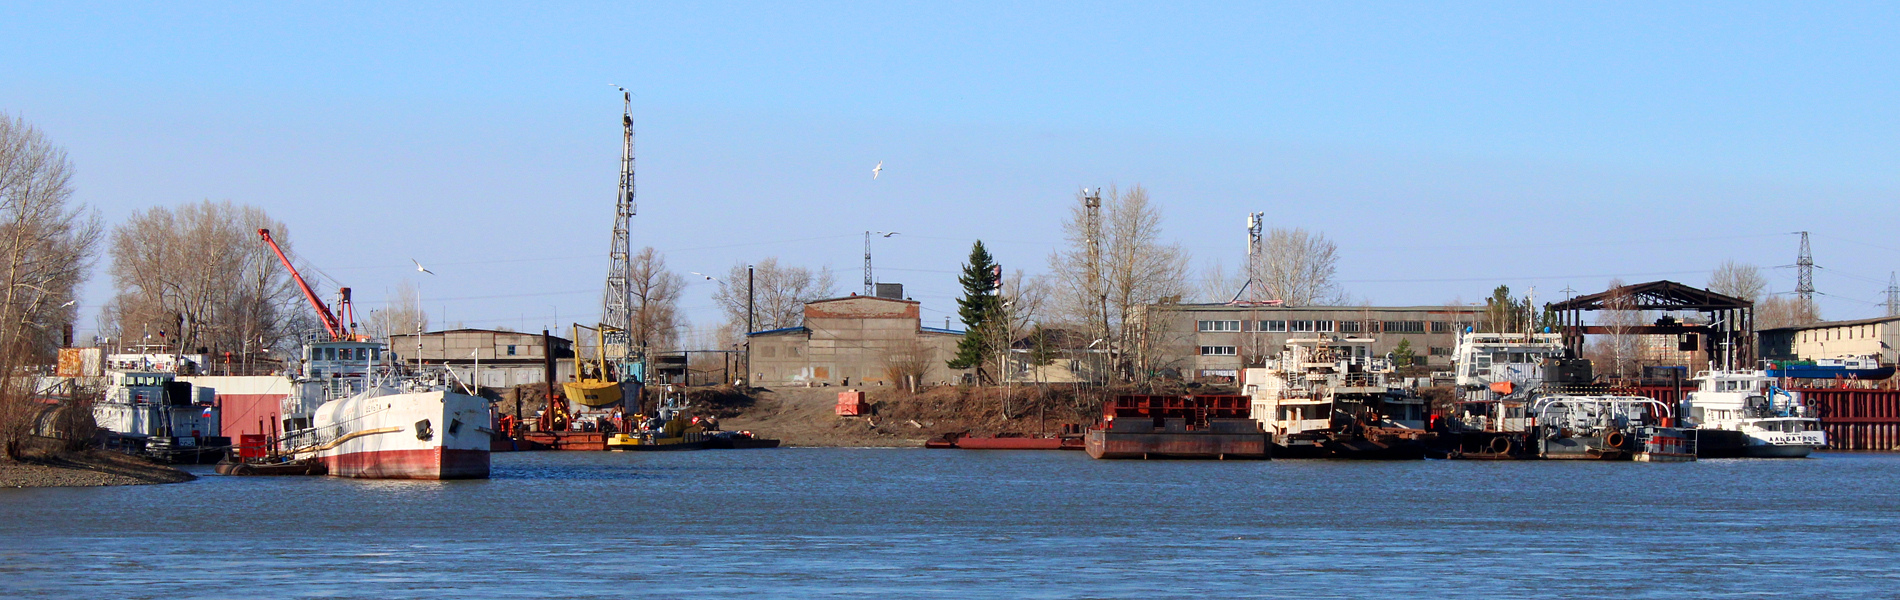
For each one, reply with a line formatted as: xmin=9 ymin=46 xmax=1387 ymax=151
xmin=684 ymin=385 xmax=756 ymax=419
xmin=712 ymin=385 xmax=1110 ymax=447
xmin=493 ymin=384 xmax=554 ymax=420
xmin=0 ymin=438 xmax=194 ymax=488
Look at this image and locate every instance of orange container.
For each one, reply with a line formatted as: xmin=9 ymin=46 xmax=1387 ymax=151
xmin=836 ymin=390 xmax=866 ymax=416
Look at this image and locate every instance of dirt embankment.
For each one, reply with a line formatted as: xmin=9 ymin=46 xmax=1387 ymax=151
xmin=704 ymin=385 xmax=1109 ymax=447
xmin=0 ymin=438 xmax=195 ymax=488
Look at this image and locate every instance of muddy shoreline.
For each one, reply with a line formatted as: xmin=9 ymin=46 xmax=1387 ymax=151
xmin=0 ymin=440 xmax=196 ymax=488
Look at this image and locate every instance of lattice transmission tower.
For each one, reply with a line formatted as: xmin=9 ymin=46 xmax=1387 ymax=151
xmin=603 ymin=88 xmax=637 ymax=361
xmin=1795 ymin=231 xmax=1815 ymax=303
xmin=1885 ymin=272 xmax=1899 ymax=318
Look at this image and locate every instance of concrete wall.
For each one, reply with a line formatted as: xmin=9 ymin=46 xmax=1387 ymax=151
xmin=1143 ymin=304 xmax=1486 ymax=378
xmin=749 ymin=296 xmax=970 ymax=387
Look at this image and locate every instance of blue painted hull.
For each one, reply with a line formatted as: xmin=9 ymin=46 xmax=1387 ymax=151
xmin=1766 ymin=365 xmax=1895 ymax=380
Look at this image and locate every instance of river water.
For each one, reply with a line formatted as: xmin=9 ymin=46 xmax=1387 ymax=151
xmin=3 ymin=449 xmax=1896 ymax=599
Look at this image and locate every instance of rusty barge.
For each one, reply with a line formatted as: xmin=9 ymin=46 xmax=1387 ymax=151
xmin=1085 ymin=395 xmax=1269 ymax=460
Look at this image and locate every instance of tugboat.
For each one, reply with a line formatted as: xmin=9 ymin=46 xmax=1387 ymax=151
xmin=1440 ymin=330 xmax=1570 ymax=459
xmin=92 ymin=363 xmax=225 ymax=464
xmin=1439 ymin=330 xmax=1695 ymax=461
xmin=1681 ymin=369 xmax=1827 ymax=458
xmin=1527 ymin=394 xmax=1689 ymax=461
xmin=1243 ymin=336 xmax=1432 ymax=459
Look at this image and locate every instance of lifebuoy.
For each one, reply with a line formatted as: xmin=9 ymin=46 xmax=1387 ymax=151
xmin=1605 ymin=431 xmax=1626 ymax=448
xmin=1488 ymin=436 xmax=1511 ymax=454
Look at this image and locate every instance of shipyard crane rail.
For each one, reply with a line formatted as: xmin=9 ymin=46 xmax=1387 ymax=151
xmin=258 ymin=228 xmax=359 ymax=341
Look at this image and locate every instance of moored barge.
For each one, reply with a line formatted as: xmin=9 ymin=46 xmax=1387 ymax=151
xmin=1085 ymin=395 xmax=1269 ymax=460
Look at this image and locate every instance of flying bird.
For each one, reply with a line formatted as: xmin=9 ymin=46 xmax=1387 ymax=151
xmin=881 ymin=232 xmax=898 ymax=237
xmin=872 ymin=161 xmax=882 ymax=179
xmin=412 ymin=259 xmax=435 ymax=275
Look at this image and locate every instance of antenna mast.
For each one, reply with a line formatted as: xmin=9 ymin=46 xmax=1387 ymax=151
xmin=603 ymin=88 xmax=637 ymax=362
xmin=863 ymin=231 xmax=874 ymax=295
xmin=1230 ymin=212 xmax=1264 ymax=303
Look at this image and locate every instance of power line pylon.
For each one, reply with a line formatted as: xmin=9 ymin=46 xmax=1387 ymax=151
xmin=603 ymin=88 xmax=637 ymax=362
xmin=1795 ymin=231 xmax=1815 ymax=304
xmin=1884 ymin=272 xmax=1899 ymax=318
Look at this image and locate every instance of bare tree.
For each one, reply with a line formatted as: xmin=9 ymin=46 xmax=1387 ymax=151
xmin=1251 ymin=227 xmax=1342 ymax=306
xmin=364 ymin=280 xmax=428 ymax=342
xmin=103 ymin=201 xmax=305 ymax=358
xmin=1757 ymin=295 xmax=1821 ymax=330
xmin=628 ymin=246 xmax=686 ymax=353
xmin=1589 ymin=278 xmax=1645 ymax=380
xmin=1707 ymin=260 xmax=1767 ymax=302
xmin=882 ymin=338 xmax=935 ymax=393
xmin=0 ymin=114 xmax=102 ymax=457
xmin=1197 ymin=259 xmax=1245 ymax=303
xmin=1048 ymin=185 xmax=1190 ymax=380
xmin=711 ymin=257 xmax=837 ymax=334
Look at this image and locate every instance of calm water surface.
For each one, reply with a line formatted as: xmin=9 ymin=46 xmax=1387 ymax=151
xmin=3 ymin=449 xmax=1897 ymax=599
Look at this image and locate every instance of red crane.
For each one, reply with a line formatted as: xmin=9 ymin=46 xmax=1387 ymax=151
xmin=258 ymin=228 xmax=359 ymax=341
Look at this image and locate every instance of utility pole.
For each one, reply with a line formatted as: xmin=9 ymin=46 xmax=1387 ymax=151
xmin=1795 ymin=231 xmax=1815 ymax=304
xmin=745 ymin=264 xmax=754 ymax=386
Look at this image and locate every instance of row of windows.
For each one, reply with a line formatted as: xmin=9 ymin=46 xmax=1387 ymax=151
xmin=1197 ymin=320 xmax=1443 ymax=335
xmin=1200 ymin=345 xmax=1459 ymax=361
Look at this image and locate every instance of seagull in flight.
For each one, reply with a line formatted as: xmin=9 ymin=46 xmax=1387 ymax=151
xmin=690 ymin=271 xmax=715 ymax=281
xmin=412 ymin=259 xmax=435 ymax=275
xmin=872 ymin=161 xmax=882 ymax=179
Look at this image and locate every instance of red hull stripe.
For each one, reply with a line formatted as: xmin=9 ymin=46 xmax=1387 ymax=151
xmin=323 ymin=448 xmax=489 ymax=480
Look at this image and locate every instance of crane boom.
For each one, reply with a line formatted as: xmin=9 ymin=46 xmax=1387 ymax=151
xmin=258 ymin=228 xmax=347 ymax=341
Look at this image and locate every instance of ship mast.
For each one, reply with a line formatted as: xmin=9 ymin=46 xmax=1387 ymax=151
xmin=603 ymin=88 xmax=637 ymax=367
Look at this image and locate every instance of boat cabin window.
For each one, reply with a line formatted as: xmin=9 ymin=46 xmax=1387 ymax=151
xmin=123 ymin=374 xmax=170 ymax=387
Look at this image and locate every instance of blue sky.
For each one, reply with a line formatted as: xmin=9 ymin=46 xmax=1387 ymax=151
xmin=4 ymin=1 xmax=1897 ymax=342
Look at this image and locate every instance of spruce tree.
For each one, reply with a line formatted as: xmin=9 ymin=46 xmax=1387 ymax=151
xmin=947 ymin=241 xmax=1002 ymax=379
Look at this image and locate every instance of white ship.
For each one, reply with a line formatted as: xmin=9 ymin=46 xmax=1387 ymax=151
xmin=281 ymin=339 xmax=491 ymax=479
xmin=255 ymin=228 xmax=490 ymax=479
xmin=1680 ymin=369 xmax=1826 ymax=458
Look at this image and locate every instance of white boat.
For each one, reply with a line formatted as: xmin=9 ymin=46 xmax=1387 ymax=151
xmin=1242 ymin=336 xmax=1431 ymax=459
xmin=286 ymin=339 xmax=491 ymax=479
xmin=1680 ymin=370 xmax=1826 ymax=458
xmin=254 ymin=228 xmax=490 ymax=479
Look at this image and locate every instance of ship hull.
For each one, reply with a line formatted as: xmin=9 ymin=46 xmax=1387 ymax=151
xmin=323 ymin=447 xmax=489 ymax=479
xmin=1767 ymin=366 xmax=1894 ymax=380
xmin=1742 ymin=443 xmax=1815 ymax=458
xmin=311 ymin=390 xmax=492 ymax=480
xmin=1086 ymin=419 xmax=1269 ymax=460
